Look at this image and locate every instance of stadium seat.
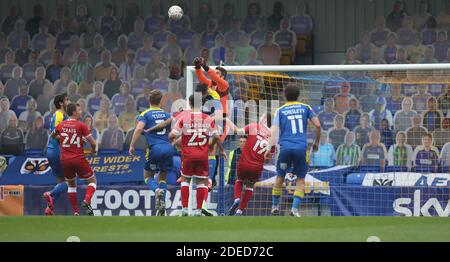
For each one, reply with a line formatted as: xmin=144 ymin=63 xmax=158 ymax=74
xmin=23 ymin=149 xmax=45 ymax=156
xmin=132 ymin=149 xmax=146 ymax=154
xmin=359 ymin=166 xmax=382 ymax=173
xmin=440 ymin=166 xmax=450 ymax=173
xmin=312 ymin=105 xmax=322 ymax=114
xmin=280 ymin=49 xmax=293 ymax=65
xmin=98 ymin=149 xmax=121 ymax=155
xmin=385 ymin=166 xmax=408 ymax=172
xmin=1 ymin=155 xmax=17 ymax=165
xmin=346 ymin=173 xmax=366 ymax=184
xmin=309 ymin=165 xmax=333 ymax=171
xmin=412 ymin=166 xmax=440 ymax=173
xmin=296 ymin=35 xmax=309 ymax=54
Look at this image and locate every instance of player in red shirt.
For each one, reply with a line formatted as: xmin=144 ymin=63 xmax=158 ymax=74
xmin=52 ymin=103 xmax=97 ymax=216
xmin=169 ymin=93 xmax=225 ymax=216
xmin=225 ymin=113 xmax=274 ymax=216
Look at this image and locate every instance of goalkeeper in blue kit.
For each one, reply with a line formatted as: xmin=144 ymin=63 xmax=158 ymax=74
xmin=265 ymin=84 xmax=321 ymax=217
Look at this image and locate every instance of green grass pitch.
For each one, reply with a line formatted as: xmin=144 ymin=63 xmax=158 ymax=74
xmin=1 ymin=217 xmax=450 ymax=242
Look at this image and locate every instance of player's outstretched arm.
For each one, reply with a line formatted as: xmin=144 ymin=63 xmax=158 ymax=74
xmin=50 ymin=131 xmax=59 ymax=140
xmin=264 ymin=109 xmax=281 ymax=160
xmin=145 ymin=117 xmax=173 ymax=133
xmin=85 ymin=135 xmax=97 ymax=155
xmin=224 ymin=118 xmax=245 ymax=135
xmin=129 ymin=121 xmax=146 ymax=156
xmin=168 ymin=129 xmax=180 ymax=144
xmin=212 ymin=132 xmax=227 ymax=160
xmin=194 ymin=57 xmax=212 ymax=86
xmin=169 ymin=117 xmax=183 ymax=144
xmin=265 ymin=125 xmax=280 ymax=160
xmin=310 ymin=116 xmax=322 ymax=152
xmin=174 ymin=137 xmax=182 ymax=147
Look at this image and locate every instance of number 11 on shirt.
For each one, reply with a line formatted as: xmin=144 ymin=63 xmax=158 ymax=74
xmin=287 ymin=115 xmax=304 ymax=134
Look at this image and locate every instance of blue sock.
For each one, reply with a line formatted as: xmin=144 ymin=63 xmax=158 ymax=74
xmin=292 ymin=196 xmax=302 ymax=210
xmin=208 ymin=160 xmax=217 ymax=180
xmin=49 ymin=182 xmax=68 ymax=201
xmin=272 ymin=195 xmax=280 ymax=207
xmin=158 ymin=180 xmax=167 ymax=200
xmin=145 ymin=177 xmax=158 ymax=191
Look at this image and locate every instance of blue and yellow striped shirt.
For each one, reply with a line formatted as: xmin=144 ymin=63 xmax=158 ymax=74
xmin=47 ymin=110 xmax=67 ymax=149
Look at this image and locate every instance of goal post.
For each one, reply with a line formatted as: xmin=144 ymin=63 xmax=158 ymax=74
xmin=186 ymin=63 xmax=450 ymax=94
xmin=184 ymin=63 xmax=450 ymax=217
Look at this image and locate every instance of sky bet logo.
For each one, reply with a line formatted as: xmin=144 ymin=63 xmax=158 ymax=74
xmin=394 ymin=190 xmax=450 ymax=217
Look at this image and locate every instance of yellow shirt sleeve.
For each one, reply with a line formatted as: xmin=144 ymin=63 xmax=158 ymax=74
xmin=55 ymin=111 xmax=64 ymax=127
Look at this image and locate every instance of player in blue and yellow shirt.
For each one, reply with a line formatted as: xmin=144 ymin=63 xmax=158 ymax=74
xmin=129 ymin=90 xmax=173 ymax=216
xmin=265 ymin=84 xmax=322 ymax=217
xmin=43 ymin=93 xmax=69 ymax=216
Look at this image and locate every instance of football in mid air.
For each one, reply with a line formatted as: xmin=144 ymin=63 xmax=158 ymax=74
xmin=168 ymin=5 xmax=183 ymax=21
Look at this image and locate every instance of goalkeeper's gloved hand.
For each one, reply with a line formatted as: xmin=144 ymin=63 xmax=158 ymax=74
xmin=193 ymin=57 xmax=202 ymax=69
xmin=201 ymin=58 xmax=209 ymax=72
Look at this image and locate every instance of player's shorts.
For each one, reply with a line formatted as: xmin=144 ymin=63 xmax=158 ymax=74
xmin=237 ymin=162 xmax=263 ymax=182
xmin=61 ymin=157 xmax=93 ymax=180
xmin=144 ymin=144 xmax=174 ymax=172
xmin=208 ymin=156 xmax=217 ymax=180
xmin=167 ymin=155 xmax=182 ymax=185
xmin=276 ymin=148 xmax=308 ymax=179
xmin=181 ymin=157 xmax=209 ymax=178
xmin=46 ymin=147 xmax=64 ymax=178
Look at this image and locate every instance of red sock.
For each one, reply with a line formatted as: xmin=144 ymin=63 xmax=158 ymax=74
xmin=196 ymin=185 xmax=208 ymax=209
xmin=84 ymin=183 xmax=96 ymax=204
xmin=239 ymin=188 xmax=254 ymax=211
xmin=181 ymin=182 xmax=189 ymax=208
xmin=234 ymin=180 xmax=243 ymax=200
xmin=68 ymin=188 xmax=79 ymax=213
xmin=203 ymin=189 xmax=209 ymax=203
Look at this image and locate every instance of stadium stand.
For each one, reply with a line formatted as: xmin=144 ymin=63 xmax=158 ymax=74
xmin=0 ymin=1 xmax=450 ymax=219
